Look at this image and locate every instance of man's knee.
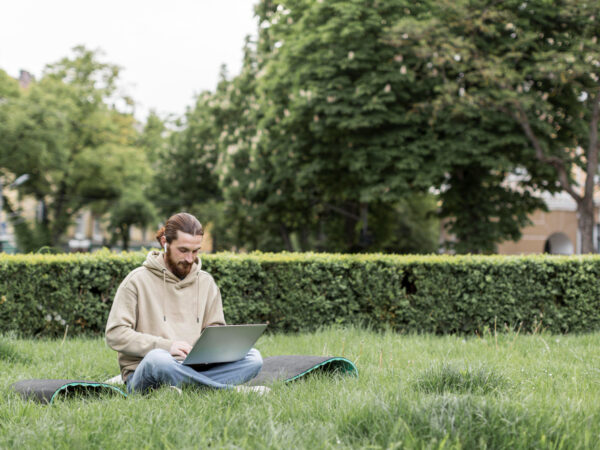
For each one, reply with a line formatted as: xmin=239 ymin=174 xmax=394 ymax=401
xmin=128 ymin=349 xmax=178 ymax=393
xmin=142 ymin=348 xmax=177 ymax=373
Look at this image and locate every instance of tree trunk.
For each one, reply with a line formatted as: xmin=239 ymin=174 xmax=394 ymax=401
xmin=50 ymin=181 xmax=69 ymax=247
xmin=121 ymin=224 xmax=130 ymax=251
xmin=360 ymin=203 xmax=368 ymax=236
xmin=514 ymin=91 xmax=600 ymax=254
xmin=358 ymin=202 xmax=373 ymax=249
xmin=316 ymin=219 xmax=326 ymax=252
xmin=578 ymin=199 xmax=595 ymax=253
xmin=344 ymin=202 xmax=359 ymax=250
xmin=36 ymin=196 xmax=52 ymax=247
xmin=580 ymin=89 xmax=600 ymax=254
xmin=279 ymin=224 xmax=293 ymax=251
xmin=299 ymin=227 xmax=309 ymax=252
xmin=212 ymin=231 xmax=218 ymax=253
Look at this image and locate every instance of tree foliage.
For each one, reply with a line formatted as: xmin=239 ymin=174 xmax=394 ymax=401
xmin=388 ymin=0 xmax=600 ymax=252
xmin=156 ymin=1 xmax=442 ymax=253
xmin=249 ymin=0 xmax=437 ymax=251
xmin=5 ymin=0 xmax=596 ymax=255
xmin=154 ymin=93 xmax=222 ymax=216
xmin=0 ymin=47 xmax=155 ymax=251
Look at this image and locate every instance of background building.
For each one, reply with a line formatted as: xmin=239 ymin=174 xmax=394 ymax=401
xmin=497 ymin=192 xmax=598 ymax=255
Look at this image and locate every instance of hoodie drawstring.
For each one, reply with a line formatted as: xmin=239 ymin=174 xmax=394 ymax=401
xmin=162 ymin=269 xmax=167 ymax=321
xmin=196 ymin=272 xmax=200 ymax=324
xmin=160 ymin=261 xmax=200 ymax=324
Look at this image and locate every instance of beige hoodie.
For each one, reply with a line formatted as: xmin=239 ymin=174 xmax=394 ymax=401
xmin=105 ymin=250 xmax=225 ymax=381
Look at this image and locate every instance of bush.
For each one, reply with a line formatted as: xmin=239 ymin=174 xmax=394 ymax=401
xmin=1 ymin=251 xmax=600 ymax=336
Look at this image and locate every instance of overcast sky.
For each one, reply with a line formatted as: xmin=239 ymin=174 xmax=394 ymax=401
xmin=0 ymin=0 xmax=258 ymax=120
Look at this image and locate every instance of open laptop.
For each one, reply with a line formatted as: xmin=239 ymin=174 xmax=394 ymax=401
xmin=183 ymin=324 xmax=267 ymax=366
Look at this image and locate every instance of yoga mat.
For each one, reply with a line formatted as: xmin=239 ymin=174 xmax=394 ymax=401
xmin=246 ymin=355 xmax=358 ymax=386
xmin=11 ymin=379 xmax=127 ymax=404
xmin=11 ymin=355 xmax=357 ymax=401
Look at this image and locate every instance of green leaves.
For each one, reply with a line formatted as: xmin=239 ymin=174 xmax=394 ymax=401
xmin=243 ymin=0 xmax=438 ymax=251
xmin=2 ymin=252 xmax=600 ymax=336
xmin=0 ymin=47 xmax=153 ymax=251
xmin=387 ymin=0 xmax=600 ymax=252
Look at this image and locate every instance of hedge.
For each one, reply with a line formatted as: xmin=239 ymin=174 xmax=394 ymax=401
xmin=1 ymin=250 xmax=600 ymax=336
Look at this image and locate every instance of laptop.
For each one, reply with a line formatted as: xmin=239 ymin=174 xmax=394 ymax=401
xmin=183 ymin=324 xmax=267 ymax=366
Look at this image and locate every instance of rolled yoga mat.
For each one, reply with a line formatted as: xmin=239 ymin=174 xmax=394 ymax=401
xmin=246 ymin=355 xmax=358 ymax=386
xmin=11 ymin=379 xmax=127 ymax=404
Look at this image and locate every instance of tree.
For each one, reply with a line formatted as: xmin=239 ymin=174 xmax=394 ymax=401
xmin=0 ymin=69 xmax=20 ymax=99
xmin=156 ymin=55 xmax=276 ymax=251
xmin=97 ymin=138 xmax=157 ymax=251
xmin=388 ymin=0 xmax=600 ymax=252
xmin=152 ymin=1 xmax=442 ymax=253
xmin=214 ymin=42 xmax=291 ymax=251
xmin=139 ymin=110 xmax=169 ymax=165
xmin=0 ymin=70 xmax=22 ymax=186
xmin=0 ymin=47 xmax=149 ymax=251
xmin=372 ymin=194 xmax=439 ymax=254
xmin=239 ymin=0 xmax=437 ymax=252
xmin=107 ymin=188 xmax=157 ymax=251
xmin=154 ymin=92 xmax=222 ymax=217
xmin=431 ymin=107 xmax=553 ymax=253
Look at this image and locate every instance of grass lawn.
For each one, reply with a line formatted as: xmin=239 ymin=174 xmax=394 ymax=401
xmin=1 ymin=327 xmax=599 ymax=449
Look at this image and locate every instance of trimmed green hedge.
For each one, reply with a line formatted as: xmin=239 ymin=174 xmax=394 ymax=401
xmin=1 ymin=251 xmax=600 ymax=336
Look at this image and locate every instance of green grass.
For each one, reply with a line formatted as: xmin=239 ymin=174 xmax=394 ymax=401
xmin=1 ymin=328 xmax=599 ymax=449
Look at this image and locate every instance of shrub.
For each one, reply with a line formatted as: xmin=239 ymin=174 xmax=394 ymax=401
xmin=1 ymin=251 xmax=600 ymax=336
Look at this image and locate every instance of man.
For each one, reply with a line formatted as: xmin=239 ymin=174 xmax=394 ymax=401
xmin=105 ymin=212 xmax=264 ymax=393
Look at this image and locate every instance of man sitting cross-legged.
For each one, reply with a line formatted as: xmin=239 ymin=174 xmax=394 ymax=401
xmin=105 ymin=212 xmax=267 ymax=394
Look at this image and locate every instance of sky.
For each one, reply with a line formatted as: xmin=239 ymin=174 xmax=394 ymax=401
xmin=0 ymin=0 xmax=258 ymax=120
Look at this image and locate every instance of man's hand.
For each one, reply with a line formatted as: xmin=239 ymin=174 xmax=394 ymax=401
xmin=169 ymin=341 xmax=192 ymax=358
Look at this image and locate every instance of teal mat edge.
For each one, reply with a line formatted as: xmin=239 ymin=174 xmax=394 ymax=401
xmin=284 ymin=357 xmax=358 ymax=383
xmin=49 ymin=382 xmax=127 ymax=404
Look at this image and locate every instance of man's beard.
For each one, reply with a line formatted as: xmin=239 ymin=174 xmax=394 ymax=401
xmin=165 ymin=249 xmax=193 ymax=279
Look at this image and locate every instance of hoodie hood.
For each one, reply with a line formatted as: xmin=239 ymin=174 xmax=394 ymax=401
xmin=143 ymin=250 xmax=199 ymax=288
xmin=142 ymin=250 xmax=203 ymax=323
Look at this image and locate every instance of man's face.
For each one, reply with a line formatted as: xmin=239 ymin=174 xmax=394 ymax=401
xmin=164 ymin=231 xmax=203 ymax=279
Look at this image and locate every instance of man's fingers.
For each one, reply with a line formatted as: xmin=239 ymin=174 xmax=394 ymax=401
xmin=177 ymin=342 xmax=192 ymax=355
xmin=171 ymin=341 xmax=192 ymax=357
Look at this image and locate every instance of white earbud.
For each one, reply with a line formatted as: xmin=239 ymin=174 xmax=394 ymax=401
xmin=164 ymin=242 xmax=167 ymax=252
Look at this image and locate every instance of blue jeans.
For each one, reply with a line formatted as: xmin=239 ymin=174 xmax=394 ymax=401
xmin=126 ymin=348 xmax=263 ymax=393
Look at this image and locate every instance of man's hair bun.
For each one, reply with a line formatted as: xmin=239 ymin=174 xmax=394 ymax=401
xmin=155 ymin=226 xmax=166 ymax=245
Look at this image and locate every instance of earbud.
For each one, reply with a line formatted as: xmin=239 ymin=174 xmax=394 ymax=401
xmin=164 ymin=243 xmax=167 ymax=252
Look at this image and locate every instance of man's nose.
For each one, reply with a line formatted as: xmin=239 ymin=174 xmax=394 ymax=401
xmin=184 ymin=253 xmax=194 ymax=263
